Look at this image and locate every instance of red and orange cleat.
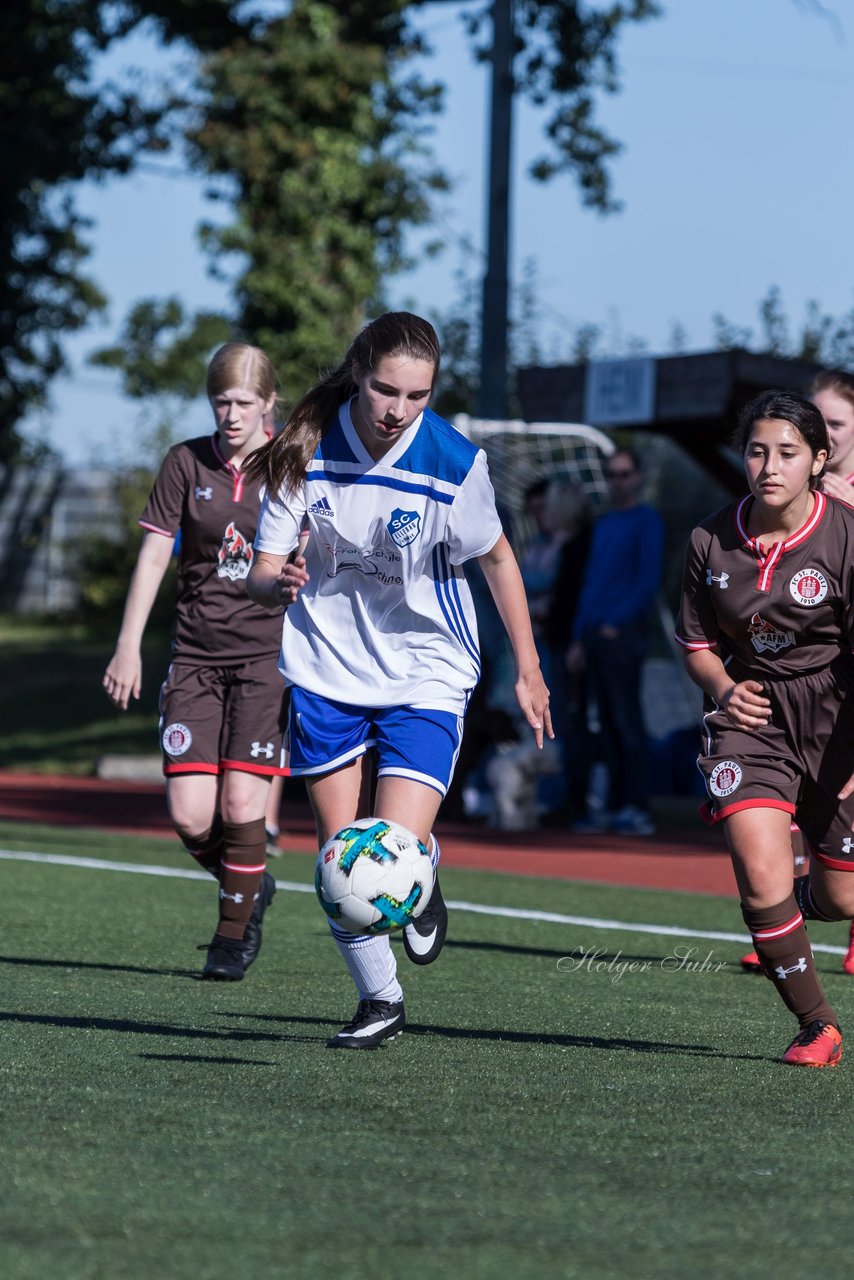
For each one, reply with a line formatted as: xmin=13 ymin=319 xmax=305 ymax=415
xmin=740 ymin=949 xmax=763 ymax=973
xmin=782 ymin=1020 xmax=842 ymax=1068
xmin=843 ymin=923 xmax=854 ymax=976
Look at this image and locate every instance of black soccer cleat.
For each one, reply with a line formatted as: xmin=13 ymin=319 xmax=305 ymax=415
xmin=402 ymin=873 xmax=448 ymax=966
xmin=201 ymin=934 xmax=247 ymax=981
xmin=242 ymin=871 xmax=277 ymax=969
xmin=327 ymin=999 xmax=405 ymax=1049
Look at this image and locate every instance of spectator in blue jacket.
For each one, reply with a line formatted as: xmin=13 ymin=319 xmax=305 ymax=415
xmin=567 ymin=446 xmax=664 ymax=836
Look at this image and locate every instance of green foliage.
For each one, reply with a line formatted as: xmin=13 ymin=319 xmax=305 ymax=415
xmin=464 ymin=0 xmax=662 ymax=212
xmin=90 ymin=296 xmax=231 ymax=398
xmin=186 ymin=0 xmax=447 ymax=399
xmin=2 ymin=0 xmax=663 ymax=451
xmin=715 ymin=285 xmax=854 ymax=369
xmin=0 ymin=1 xmax=169 ymax=461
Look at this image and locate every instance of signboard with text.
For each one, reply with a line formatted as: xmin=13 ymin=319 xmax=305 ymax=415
xmin=583 ymin=357 xmax=657 ymax=426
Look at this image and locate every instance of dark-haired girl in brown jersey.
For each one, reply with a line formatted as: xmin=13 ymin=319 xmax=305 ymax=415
xmin=677 ymin=389 xmax=854 ymax=1067
xmin=103 ymin=343 xmax=287 ymax=982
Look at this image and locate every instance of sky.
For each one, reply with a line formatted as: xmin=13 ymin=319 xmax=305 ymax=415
xmin=22 ymin=0 xmax=854 ymax=467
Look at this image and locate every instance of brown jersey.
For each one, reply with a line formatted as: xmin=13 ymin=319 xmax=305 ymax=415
xmin=676 ymin=490 xmax=854 ymax=679
xmin=140 ymin=434 xmax=283 ymax=665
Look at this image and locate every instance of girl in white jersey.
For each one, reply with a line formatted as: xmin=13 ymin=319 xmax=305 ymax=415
xmin=246 ymin=312 xmax=552 ymax=1049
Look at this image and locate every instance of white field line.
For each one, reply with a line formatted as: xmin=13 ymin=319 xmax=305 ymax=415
xmin=0 ymin=848 xmax=847 ymax=957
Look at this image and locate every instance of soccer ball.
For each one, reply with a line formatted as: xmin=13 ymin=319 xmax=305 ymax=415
xmin=314 ymin=817 xmax=434 ymax=935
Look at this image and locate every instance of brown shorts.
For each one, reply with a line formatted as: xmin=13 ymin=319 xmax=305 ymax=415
xmin=158 ymin=658 xmax=288 ymax=777
xmin=698 ymin=658 xmax=854 ymax=868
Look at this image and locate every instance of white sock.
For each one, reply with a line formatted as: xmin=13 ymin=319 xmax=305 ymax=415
xmin=329 ymin=922 xmax=403 ymax=1003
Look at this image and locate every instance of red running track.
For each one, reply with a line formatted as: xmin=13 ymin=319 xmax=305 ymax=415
xmin=0 ymin=771 xmax=737 ymax=898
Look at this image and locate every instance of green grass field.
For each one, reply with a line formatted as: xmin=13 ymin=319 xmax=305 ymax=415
xmin=0 ymin=616 xmax=170 ymax=774
xmin=2 ymin=819 xmax=853 ymax=1280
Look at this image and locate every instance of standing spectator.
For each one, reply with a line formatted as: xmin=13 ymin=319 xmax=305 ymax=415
xmin=246 ymin=311 xmax=551 ymax=1049
xmin=103 ymin=342 xmax=285 ymax=981
xmin=567 ymin=447 xmax=664 ymax=836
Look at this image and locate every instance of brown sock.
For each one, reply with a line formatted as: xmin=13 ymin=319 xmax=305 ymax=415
xmin=181 ymin=815 xmax=224 ymax=880
xmin=216 ymin=818 xmax=267 ymax=940
xmin=742 ymin=894 xmax=837 ymax=1029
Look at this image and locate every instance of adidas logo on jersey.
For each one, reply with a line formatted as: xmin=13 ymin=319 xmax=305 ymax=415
xmin=308 ymin=496 xmax=333 ymax=517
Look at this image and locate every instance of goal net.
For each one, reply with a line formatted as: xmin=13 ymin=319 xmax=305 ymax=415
xmin=453 ymin=415 xmax=616 ymax=550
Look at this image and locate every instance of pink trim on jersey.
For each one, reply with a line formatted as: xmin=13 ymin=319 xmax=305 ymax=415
xmin=674 ymin=635 xmax=716 ymax=651
xmin=751 ymin=911 xmax=803 ymax=942
xmin=211 ymin=433 xmax=245 ymax=502
xmin=735 ymin=491 xmax=827 ymax=593
xmin=139 ymin=519 xmax=175 ymax=537
xmin=221 ymin=860 xmax=267 ymax=875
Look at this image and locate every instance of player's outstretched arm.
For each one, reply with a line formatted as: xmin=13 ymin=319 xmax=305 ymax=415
xmin=477 ymin=533 xmax=553 ymax=749
xmin=103 ymin=530 xmax=174 ymax=710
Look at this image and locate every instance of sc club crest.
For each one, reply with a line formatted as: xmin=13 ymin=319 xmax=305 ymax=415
xmin=709 ymin=760 xmax=742 ymax=798
xmin=387 ymin=508 xmax=421 ymax=548
xmin=789 ymin=568 xmax=828 ymax=607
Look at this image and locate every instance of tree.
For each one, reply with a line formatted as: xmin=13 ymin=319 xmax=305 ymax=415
xmin=465 ymin=0 xmax=661 ymax=213
xmin=182 ymin=0 xmax=447 ymax=398
xmin=106 ymin=1 xmax=662 ymax=403
xmin=714 ymin=285 xmax=854 ymax=370
xmin=0 ymin=1 xmax=173 ymax=462
xmin=4 ymin=1 xmax=661 ymax=444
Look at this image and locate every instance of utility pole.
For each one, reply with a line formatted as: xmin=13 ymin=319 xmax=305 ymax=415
xmin=476 ymin=0 xmax=514 ymax=419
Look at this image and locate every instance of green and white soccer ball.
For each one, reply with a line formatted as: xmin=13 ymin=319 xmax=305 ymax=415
xmin=314 ymin=817 xmax=434 ymax=935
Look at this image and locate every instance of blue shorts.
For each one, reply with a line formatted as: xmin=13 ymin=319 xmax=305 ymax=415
xmin=286 ymin=689 xmax=464 ymax=797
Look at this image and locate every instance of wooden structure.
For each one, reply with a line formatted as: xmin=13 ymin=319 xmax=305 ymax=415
xmin=516 ymin=350 xmax=822 ymax=494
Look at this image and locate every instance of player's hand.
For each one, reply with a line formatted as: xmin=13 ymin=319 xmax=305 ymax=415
xmin=275 ymin=530 xmax=310 ymax=605
xmin=103 ymin=652 xmax=141 ymax=710
xmin=837 ymin=771 xmax=854 ymax=809
xmin=276 ymin=557 xmax=309 ymax=605
xmin=822 ymin=472 xmax=854 ymax=505
xmin=720 ymin=680 xmax=771 ymax=730
xmin=515 ymin=667 xmax=553 ymax=750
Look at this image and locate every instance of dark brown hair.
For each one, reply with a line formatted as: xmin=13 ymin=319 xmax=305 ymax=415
xmin=245 ymin=312 xmax=440 ymax=494
xmin=735 ymin=390 xmax=829 ymax=489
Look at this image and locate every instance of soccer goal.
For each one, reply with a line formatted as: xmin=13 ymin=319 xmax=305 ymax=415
xmin=453 ymin=415 xmax=616 ymax=547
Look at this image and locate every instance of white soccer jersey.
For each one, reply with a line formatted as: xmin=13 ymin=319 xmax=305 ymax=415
xmin=254 ymin=401 xmax=503 ymax=713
